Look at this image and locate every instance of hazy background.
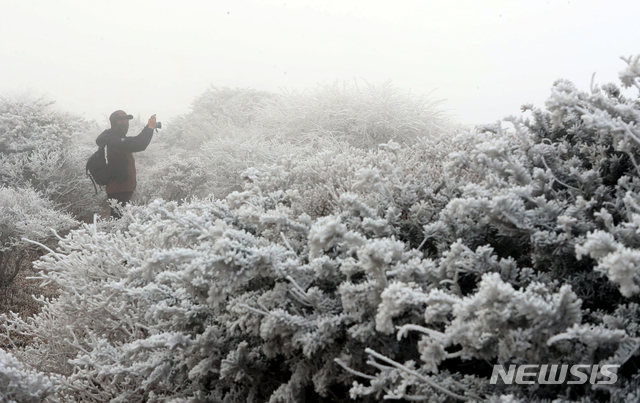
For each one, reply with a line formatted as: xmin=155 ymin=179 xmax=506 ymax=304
xmin=1 ymin=0 xmax=639 ymax=127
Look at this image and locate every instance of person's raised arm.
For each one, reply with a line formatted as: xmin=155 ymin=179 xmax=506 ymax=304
xmin=108 ymin=114 xmax=157 ymax=152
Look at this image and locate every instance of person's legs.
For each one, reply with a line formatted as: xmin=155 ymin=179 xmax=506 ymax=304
xmin=107 ymin=191 xmax=133 ymax=219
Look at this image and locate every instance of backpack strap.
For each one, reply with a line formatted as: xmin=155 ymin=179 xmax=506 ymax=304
xmin=87 ymin=170 xmax=98 ymax=194
xmin=86 ymin=144 xmax=106 ymax=195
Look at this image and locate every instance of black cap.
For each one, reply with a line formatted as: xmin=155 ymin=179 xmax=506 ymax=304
xmin=109 ymin=110 xmax=134 ymax=127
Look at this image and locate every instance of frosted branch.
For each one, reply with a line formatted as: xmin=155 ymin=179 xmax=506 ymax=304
xmin=334 ymin=358 xmax=376 ymax=380
xmin=364 ymin=348 xmax=482 ymax=402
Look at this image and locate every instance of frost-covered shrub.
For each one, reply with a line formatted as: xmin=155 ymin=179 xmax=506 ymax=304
xmin=135 ymin=86 xmax=298 ymax=202
xmin=0 ymin=97 xmax=76 ymax=154
xmin=7 ymin=57 xmax=640 ymax=403
xmin=344 ymin=56 xmax=640 ymax=401
xmin=138 ymin=81 xmax=454 ymax=202
xmin=572 ymin=55 xmax=640 ymax=299
xmin=133 ymin=152 xmax=214 ymax=203
xmin=135 ymin=131 xmax=309 ymax=202
xmin=0 ymin=348 xmax=56 ymax=402
xmin=3 ymin=185 xmax=460 ymax=401
xmin=197 ymin=134 xmax=310 ymax=198
xmin=0 ymin=96 xmax=102 ymax=219
xmin=16 ymin=144 xmax=103 ymax=218
xmin=228 ymin=136 xmax=465 ymax=229
xmin=0 ymin=186 xmax=77 ymax=286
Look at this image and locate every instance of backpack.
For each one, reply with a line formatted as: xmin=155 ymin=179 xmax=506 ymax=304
xmin=86 ymin=145 xmax=110 ymax=193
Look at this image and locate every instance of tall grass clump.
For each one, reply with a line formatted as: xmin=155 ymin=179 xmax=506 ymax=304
xmin=154 ymin=86 xmax=274 ymax=151
xmin=256 ymin=80 xmax=453 ymax=149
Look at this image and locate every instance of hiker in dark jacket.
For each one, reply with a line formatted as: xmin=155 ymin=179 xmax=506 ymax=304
xmin=96 ymin=110 xmax=157 ymax=218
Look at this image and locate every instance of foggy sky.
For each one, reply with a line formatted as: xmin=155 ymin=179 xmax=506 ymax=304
xmin=1 ymin=0 xmax=639 ymax=127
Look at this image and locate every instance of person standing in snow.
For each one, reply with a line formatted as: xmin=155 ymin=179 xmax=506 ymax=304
xmin=96 ymin=110 xmax=157 ymax=218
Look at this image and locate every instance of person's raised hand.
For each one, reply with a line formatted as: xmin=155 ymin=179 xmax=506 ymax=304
xmin=148 ymin=114 xmax=157 ymax=129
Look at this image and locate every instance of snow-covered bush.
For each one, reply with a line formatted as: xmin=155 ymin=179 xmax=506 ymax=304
xmin=135 ymin=86 xmax=296 ymax=202
xmin=343 ymin=57 xmax=640 ymax=401
xmin=228 ymin=135 xmax=465 ymax=228
xmin=135 ymin=131 xmax=309 ymax=203
xmin=2 ymin=138 xmax=464 ymax=401
xmin=136 ymin=81 xmax=454 ymax=203
xmin=133 ymin=153 xmax=214 ymax=203
xmin=572 ymin=55 xmax=640 ymax=298
xmin=6 ymin=57 xmax=640 ymax=402
xmin=0 ymin=96 xmax=102 ymax=219
xmin=0 ymin=97 xmax=75 ymax=154
xmin=0 ymin=186 xmax=77 ymax=286
xmin=0 ymin=348 xmax=56 ymax=402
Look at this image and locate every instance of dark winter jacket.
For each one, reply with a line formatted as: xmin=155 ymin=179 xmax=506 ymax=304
xmin=96 ymin=126 xmax=154 ymax=194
